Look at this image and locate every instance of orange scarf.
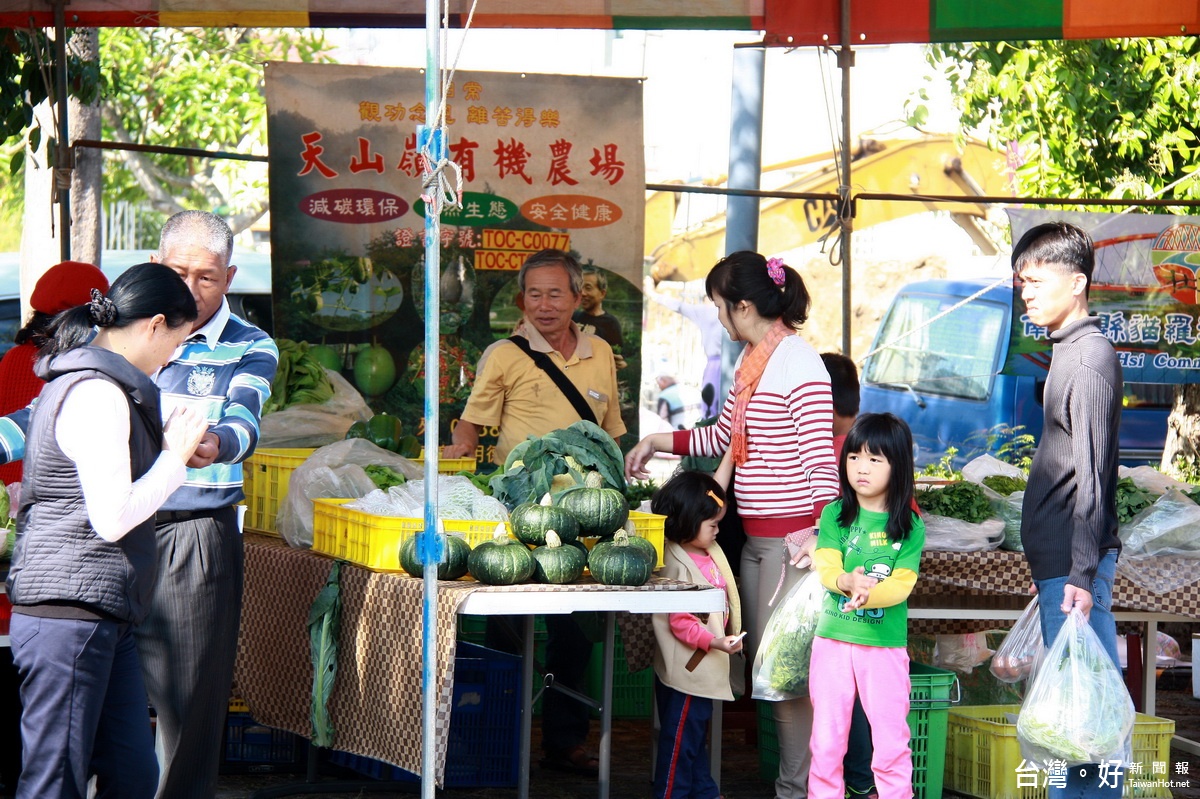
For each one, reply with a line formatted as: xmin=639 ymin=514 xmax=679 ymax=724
xmin=728 ymin=319 xmax=792 ymax=466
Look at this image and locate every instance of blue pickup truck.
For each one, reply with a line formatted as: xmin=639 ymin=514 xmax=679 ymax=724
xmin=858 ymin=276 xmax=1170 ymax=469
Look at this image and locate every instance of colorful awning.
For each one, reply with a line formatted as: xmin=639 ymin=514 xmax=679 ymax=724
xmin=0 ymin=0 xmax=1194 ymax=43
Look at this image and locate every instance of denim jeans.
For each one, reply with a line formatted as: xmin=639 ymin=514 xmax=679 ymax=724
xmin=1034 ymin=549 xmax=1123 ymax=799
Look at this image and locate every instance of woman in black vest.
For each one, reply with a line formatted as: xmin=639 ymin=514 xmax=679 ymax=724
xmin=6 ymin=263 xmax=208 ymax=799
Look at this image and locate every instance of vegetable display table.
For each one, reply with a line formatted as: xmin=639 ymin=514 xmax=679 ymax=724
xmin=234 ymin=533 xmax=723 ymax=798
xmin=905 ymin=548 xmax=1199 ymax=752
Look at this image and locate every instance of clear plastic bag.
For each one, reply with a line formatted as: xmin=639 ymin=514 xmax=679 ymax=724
xmin=989 ymin=596 xmax=1042 ymax=683
xmin=258 ymin=370 xmax=373 ymax=449
xmin=275 ymin=438 xmax=425 ymax=548
xmin=1016 ymin=607 xmax=1134 ymax=768
xmin=921 ymin=513 xmax=1004 ymax=551
xmin=934 ymin=632 xmax=994 ymax=674
xmin=751 ymin=569 xmax=824 ymax=701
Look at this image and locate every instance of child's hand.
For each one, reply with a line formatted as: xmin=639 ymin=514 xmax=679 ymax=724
xmin=838 ymin=566 xmax=878 ymax=610
xmin=710 ymin=631 xmax=746 ymax=654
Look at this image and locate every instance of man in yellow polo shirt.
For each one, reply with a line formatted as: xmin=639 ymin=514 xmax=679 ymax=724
xmin=444 ymin=248 xmax=626 ymax=463
xmin=443 ymin=248 xmax=625 ymax=776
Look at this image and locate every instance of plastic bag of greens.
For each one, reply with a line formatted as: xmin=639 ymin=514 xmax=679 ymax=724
xmin=989 ymin=596 xmax=1042 ymax=683
xmin=751 ymin=569 xmax=824 ymax=701
xmin=1016 ymin=607 xmax=1134 ymax=767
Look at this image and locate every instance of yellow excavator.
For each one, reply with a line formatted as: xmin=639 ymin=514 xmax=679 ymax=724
xmin=645 ymin=133 xmax=1014 ymax=281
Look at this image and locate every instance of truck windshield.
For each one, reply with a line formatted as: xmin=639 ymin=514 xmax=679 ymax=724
xmin=864 ymin=293 xmax=1006 ymax=401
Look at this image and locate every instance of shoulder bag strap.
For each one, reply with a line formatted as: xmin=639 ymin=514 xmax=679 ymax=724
xmin=506 ymin=335 xmax=598 ymax=425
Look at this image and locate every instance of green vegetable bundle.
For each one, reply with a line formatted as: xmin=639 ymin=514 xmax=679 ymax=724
xmin=981 ymin=474 xmax=1028 ymax=497
xmin=0 ymin=483 xmax=14 ymax=560
xmin=751 ymin=570 xmax=824 ymax=701
xmin=263 ymin=339 xmax=335 ymax=415
xmin=915 ymin=481 xmax=993 ymax=524
xmin=489 ymin=421 xmax=626 ymax=510
xmin=1116 ymin=477 xmax=1155 ymax=524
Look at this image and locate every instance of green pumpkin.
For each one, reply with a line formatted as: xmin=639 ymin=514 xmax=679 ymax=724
xmin=588 ymin=530 xmax=655 ymax=586
xmin=530 ymin=530 xmax=586 ymax=584
xmin=398 ymin=533 xmax=471 ymax=580
xmin=467 ymin=525 xmax=535 ymax=585
xmin=511 ymin=494 xmax=581 ymax=545
xmin=619 ymin=521 xmax=659 ymax=566
xmin=557 ymin=486 xmax=630 ymax=538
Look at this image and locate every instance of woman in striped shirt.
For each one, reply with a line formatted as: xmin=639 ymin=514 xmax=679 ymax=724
xmin=627 ymin=250 xmax=838 ymax=799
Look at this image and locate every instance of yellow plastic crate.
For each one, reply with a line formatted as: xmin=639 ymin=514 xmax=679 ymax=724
xmin=242 ymin=448 xmax=316 ymax=535
xmin=627 ymin=510 xmax=666 ymax=569
xmin=414 ymin=448 xmax=478 ymax=474
xmin=311 ymin=497 xmax=512 ymax=573
xmin=944 ymin=704 xmax=1174 ymax=799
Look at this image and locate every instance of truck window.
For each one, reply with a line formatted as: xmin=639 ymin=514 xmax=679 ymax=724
xmin=863 ymin=294 xmax=1006 ymax=401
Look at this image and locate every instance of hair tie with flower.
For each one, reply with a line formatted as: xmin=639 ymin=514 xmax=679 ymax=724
xmin=765 ymin=256 xmax=787 ymax=288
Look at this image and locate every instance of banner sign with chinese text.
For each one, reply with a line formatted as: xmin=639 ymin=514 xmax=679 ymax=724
xmin=1005 ymin=208 xmax=1200 ymax=385
xmin=265 ymin=62 xmax=645 ymax=454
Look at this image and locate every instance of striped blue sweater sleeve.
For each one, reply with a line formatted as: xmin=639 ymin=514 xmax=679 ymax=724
xmin=157 ymin=316 xmax=279 ymax=511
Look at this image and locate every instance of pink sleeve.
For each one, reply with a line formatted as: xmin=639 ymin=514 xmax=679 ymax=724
xmin=668 ymin=612 xmax=715 ymax=651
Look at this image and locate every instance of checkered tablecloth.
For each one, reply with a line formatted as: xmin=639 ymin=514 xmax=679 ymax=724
xmin=910 ymin=549 xmax=1200 ymax=635
xmin=233 ymin=533 xmax=705 ymax=784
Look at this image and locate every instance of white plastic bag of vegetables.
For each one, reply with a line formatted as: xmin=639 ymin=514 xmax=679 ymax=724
xmin=751 ymin=569 xmax=824 ymax=701
xmin=989 ymin=596 xmax=1042 ymax=683
xmin=1016 ymin=607 xmax=1134 ymax=768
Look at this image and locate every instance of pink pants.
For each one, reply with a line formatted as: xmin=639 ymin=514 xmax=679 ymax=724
xmin=809 ymin=636 xmax=913 ymax=799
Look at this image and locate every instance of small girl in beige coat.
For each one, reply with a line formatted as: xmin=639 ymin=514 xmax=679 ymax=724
xmin=651 ymin=470 xmax=744 ymax=799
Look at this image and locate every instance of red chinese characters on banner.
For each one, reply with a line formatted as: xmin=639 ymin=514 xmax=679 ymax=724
xmin=494 ymin=138 xmax=533 ymax=185
xmin=298 ymin=132 xmax=337 ymax=178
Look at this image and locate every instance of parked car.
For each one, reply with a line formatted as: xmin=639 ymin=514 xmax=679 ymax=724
xmin=858 ymin=276 xmax=1170 ymax=469
xmin=0 ymin=249 xmax=274 ymax=359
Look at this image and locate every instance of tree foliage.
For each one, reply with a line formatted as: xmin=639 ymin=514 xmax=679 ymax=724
xmin=923 ymin=38 xmax=1200 ymax=210
xmin=0 ymin=26 xmax=333 ymax=246
xmin=98 ymin=27 xmax=332 ymax=237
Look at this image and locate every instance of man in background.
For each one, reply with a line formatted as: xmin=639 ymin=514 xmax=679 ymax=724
xmin=573 ymin=266 xmax=626 ymax=368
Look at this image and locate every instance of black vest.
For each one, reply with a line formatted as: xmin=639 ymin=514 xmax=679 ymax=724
xmin=7 ymin=346 xmax=165 ymax=623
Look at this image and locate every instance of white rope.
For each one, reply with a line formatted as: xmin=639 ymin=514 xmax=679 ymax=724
xmin=856 ymin=273 xmax=1014 ymax=365
xmin=419 ymin=0 xmax=480 ymax=216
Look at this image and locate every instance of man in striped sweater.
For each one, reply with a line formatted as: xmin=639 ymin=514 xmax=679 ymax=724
xmin=0 ymin=211 xmax=278 ymax=799
xmin=1015 ymin=221 xmax=1123 ymax=799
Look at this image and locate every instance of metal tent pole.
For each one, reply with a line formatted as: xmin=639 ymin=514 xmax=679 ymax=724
xmin=419 ymin=0 xmax=443 ymax=796
xmin=838 ymin=0 xmax=854 ymax=356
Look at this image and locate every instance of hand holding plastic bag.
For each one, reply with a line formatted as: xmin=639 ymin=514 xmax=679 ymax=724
xmin=751 ymin=570 xmax=824 ymax=701
xmin=1016 ymin=607 xmax=1134 ymax=767
xmin=989 ymin=596 xmax=1042 ymax=683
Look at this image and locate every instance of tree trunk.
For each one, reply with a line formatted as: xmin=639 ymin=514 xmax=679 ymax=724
xmin=1161 ymin=385 xmax=1200 ymax=476
xmin=68 ymin=28 xmax=102 ymax=264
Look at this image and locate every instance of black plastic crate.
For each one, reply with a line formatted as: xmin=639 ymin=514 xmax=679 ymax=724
xmin=219 ymin=711 xmax=306 ymax=775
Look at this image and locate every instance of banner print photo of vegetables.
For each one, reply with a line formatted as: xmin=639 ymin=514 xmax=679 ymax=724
xmin=1016 ymin=607 xmax=1134 ymax=768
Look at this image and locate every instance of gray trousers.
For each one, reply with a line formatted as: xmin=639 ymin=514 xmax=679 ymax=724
xmin=742 ymin=534 xmax=814 ymax=799
xmin=135 ymin=506 xmax=243 ymax=799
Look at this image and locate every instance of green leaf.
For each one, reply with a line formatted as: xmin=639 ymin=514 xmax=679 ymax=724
xmin=307 ymin=561 xmax=342 ymax=748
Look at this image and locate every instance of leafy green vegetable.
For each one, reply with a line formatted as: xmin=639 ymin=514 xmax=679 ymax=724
xmin=915 ymin=481 xmax=993 ymax=523
xmin=363 ymin=464 xmax=406 ymax=490
xmin=1116 ymin=477 xmax=1155 ymax=524
xmin=623 ymin=479 xmax=659 ymax=510
xmin=767 ymin=629 xmax=817 ymax=694
xmin=981 ymin=474 xmax=1028 ymax=497
xmin=264 ymin=338 xmax=335 ymax=415
xmin=490 ymin=421 xmax=626 ymax=510
xmin=307 ymin=561 xmax=342 ymax=748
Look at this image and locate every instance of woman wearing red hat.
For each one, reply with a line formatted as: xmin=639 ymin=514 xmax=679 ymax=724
xmin=0 ymin=261 xmax=110 ymax=485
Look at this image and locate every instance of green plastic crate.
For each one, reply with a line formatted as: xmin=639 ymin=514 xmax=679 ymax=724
xmin=585 ymin=628 xmax=654 ymax=719
xmin=759 ymin=661 xmax=957 ymax=799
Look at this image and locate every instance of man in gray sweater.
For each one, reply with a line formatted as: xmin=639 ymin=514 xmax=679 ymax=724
xmin=1015 ymin=221 xmax=1123 ymax=799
